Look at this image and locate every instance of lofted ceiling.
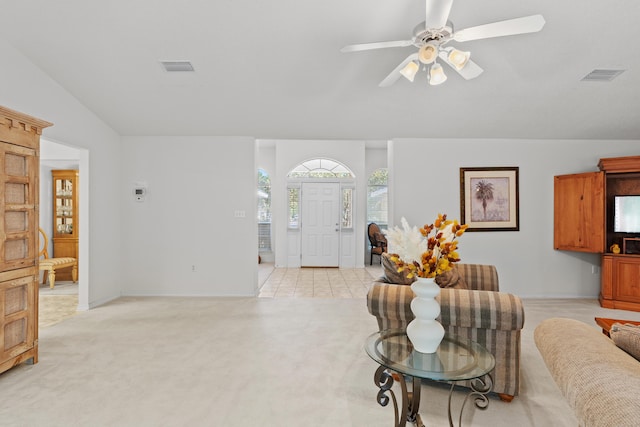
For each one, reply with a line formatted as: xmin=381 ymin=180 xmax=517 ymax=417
xmin=0 ymin=0 xmax=639 ymax=141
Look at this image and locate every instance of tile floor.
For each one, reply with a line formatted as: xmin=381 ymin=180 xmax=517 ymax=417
xmin=39 ymin=281 xmax=79 ymax=328
xmin=258 ymin=265 xmax=383 ymax=298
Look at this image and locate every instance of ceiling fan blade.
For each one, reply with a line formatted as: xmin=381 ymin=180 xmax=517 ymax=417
xmin=438 ymin=50 xmax=483 ymax=80
xmin=455 ymin=60 xmax=483 ymax=80
xmin=425 ymin=0 xmax=454 ymax=29
xmin=340 ymin=40 xmax=413 ymax=53
xmin=379 ymin=53 xmax=420 ymax=87
xmin=453 ymin=14 xmax=546 ymax=42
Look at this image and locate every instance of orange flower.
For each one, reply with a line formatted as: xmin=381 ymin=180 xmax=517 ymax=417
xmin=387 ymin=214 xmax=467 ymax=278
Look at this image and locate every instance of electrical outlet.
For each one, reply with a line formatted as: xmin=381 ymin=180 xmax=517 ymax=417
xmin=192 ymin=265 xmax=196 ymax=272
xmin=592 ymin=265 xmax=600 ymax=274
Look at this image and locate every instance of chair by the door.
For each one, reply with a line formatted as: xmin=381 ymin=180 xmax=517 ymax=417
xmin=38 ymin=228 xmax=78 ymax=289
xmin=367 ymin=222 xmax=387 ymax=265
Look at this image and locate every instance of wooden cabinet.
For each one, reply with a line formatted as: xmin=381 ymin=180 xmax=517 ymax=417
xmin=601 ymin=254 xmax=640 ymax=310
xmin=0 ymin=106 xmax=52 ymax=375
xmin=554 ymin=155 xmax=640 ymax=311
xmin=553 ymin=171 xmax=605 ymax=253
xmin=52 ymin=170 xmax=78 ymax=281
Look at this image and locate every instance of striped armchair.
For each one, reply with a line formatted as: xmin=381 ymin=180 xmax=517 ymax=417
xmin=367 ymin=263 xmax=525 ymax=402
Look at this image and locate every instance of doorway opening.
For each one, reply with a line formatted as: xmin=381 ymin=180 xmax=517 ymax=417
xmin=39 ymin=138 xmax=89 ymax=327
xmin=286 ymin=158 xmax=355 ymax=268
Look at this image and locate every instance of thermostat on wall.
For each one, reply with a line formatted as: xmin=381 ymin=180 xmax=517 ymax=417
xmin=133 ymin=187 xmax=146 ymax=202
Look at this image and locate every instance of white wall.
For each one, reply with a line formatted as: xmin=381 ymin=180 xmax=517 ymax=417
xmin=390 ymin=138 xmax=640 ymax=298
xmin=0 ymin=39 xmax=122 ymax=309
xmin=365 ymin=146 xmax=388 ymax=179
xmin=120 ymin=136 xmax=257 ymax=296
xmin=271 ymin=140 xmax=367 ymax=267
xmin=4 ymin=35 xmax=639 ymax=302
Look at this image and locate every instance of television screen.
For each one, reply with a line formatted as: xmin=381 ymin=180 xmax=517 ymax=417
xmin=614 ymin=195 xmax=640 ymax=233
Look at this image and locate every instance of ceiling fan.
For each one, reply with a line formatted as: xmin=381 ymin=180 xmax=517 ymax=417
xmin=341 ymin=0 xmax=545 ymax=86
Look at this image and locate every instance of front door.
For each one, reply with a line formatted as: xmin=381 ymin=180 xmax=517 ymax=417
xmin=301 ymin=182 xmax=340 ymax=267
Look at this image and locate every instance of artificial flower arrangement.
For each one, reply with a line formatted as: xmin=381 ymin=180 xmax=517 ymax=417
xmin=384 ymin=214 xmax=468 ymax=279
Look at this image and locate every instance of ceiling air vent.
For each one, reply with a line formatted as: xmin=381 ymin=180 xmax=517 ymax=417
xmin=160 ymin=61 xmax=195 ymax=72
xmin=581 ymin=69 xmax=625 ymax=82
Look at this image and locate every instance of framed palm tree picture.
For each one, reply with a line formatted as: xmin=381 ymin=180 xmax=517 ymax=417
xmin=460 ymin=167 xmax=519 ymax=231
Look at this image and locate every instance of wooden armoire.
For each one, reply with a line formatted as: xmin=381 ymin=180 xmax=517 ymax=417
xmin=554 ymin=155 xmax=640 ymax=311
xmin=0 ymin=106 xmax=52 ymax=374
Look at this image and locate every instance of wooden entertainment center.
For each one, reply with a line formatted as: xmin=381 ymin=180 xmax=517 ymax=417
xmin=555 ymin=155 xmax=640 ymax=311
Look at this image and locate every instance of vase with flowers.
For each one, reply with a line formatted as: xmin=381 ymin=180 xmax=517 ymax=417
xmin=384 ymin=214 xmax=468 ymax=353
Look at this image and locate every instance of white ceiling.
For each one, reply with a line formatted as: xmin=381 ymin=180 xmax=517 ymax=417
xmin=1 ymin=0 xmax=639 ymax=141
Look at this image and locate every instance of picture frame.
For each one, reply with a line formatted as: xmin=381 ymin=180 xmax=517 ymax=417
xmin=460 ymin=167 xmax=519 ymax=232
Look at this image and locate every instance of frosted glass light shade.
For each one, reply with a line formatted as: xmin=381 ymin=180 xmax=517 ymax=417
xmin=400 ymin=61 xmax=419 ymax=82
xmin=418 ymin=43 xmax=438 ymax=64
xmin=429 ymin=63 xmax=447 ymax=85
xmin=448 ymin=49 xmax=471 ymax=70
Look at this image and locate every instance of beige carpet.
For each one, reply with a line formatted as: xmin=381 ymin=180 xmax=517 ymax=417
xmin=3 ymin=292 xmax=640 ymax=426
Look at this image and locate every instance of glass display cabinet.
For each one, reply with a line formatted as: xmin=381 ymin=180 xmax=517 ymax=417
xmin=52 ymin=169 xmax=79 ymax=280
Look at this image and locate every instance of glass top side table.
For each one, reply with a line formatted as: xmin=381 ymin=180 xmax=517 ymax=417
xmin=365 ymin=329 xmax=495 ymax=427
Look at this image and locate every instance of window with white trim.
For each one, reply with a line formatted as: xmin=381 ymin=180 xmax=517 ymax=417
xmin=367 ymin=168 xmax=388 ymax=226
xmin=257 ymin=169 xmax=271 ymax=251
xmin=342 ymin=187 xmax=354 ymax=229
xmin=288 ymin=186 xmax=300 ymax=229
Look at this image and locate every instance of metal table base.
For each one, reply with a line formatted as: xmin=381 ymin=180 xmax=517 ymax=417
xmin=373 ymin=365 xmax=493 ymax=427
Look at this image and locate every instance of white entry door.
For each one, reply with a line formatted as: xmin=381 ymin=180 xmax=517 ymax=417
xmin=301 ymin=182 xmax=340 ymax=267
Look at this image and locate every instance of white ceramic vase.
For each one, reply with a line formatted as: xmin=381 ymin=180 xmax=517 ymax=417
xmin=406 ymin=277 xmax=445 ymax=353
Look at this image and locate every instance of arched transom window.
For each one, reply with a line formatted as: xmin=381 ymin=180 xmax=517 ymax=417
xmin=287 ymin=158 xmax=354 ymax=178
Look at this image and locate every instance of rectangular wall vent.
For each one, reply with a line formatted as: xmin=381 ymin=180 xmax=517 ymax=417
xmin=581 ymin=69 xmax=625 ymax=82
xmin=160 ymin=61 xmax=195 ymax=72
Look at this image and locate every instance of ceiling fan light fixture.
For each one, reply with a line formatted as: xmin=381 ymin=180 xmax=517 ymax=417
xmin=342 ymin=3 xmax=545 ymax=88
xmin=448 ymin=48 xmax=470 ymax=70
xmin=418 ymin=43 xmax=439 ymax=64
xmin=429 ymin=62 xmax=447 ymax=85
xmin=400 ymin=61 xmax=420 ymax=82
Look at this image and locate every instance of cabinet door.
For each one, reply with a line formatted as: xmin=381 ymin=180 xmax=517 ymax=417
xmin=53 ymin=171 xmax=78 ymax=239
xmin=613 ymin=257 xmax=640 ymax=304
xmin=554 ymin=171 xmax=605 ymax=253
xmin=0 ymin=273 xmax=37 ymax=369
xmin=0 ymin=142 xmax=39 ymax=371
xmin=0 ymin=143 xmax=38 ymax=271
xmin=601 ymin=255 xmax=613 ymax=300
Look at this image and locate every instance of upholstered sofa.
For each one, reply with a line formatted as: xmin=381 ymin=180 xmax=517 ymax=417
xmin=534 ymin=318 xmax=640 ymax=427
xmin=367 ymin=262 xmax=525 ymax=401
